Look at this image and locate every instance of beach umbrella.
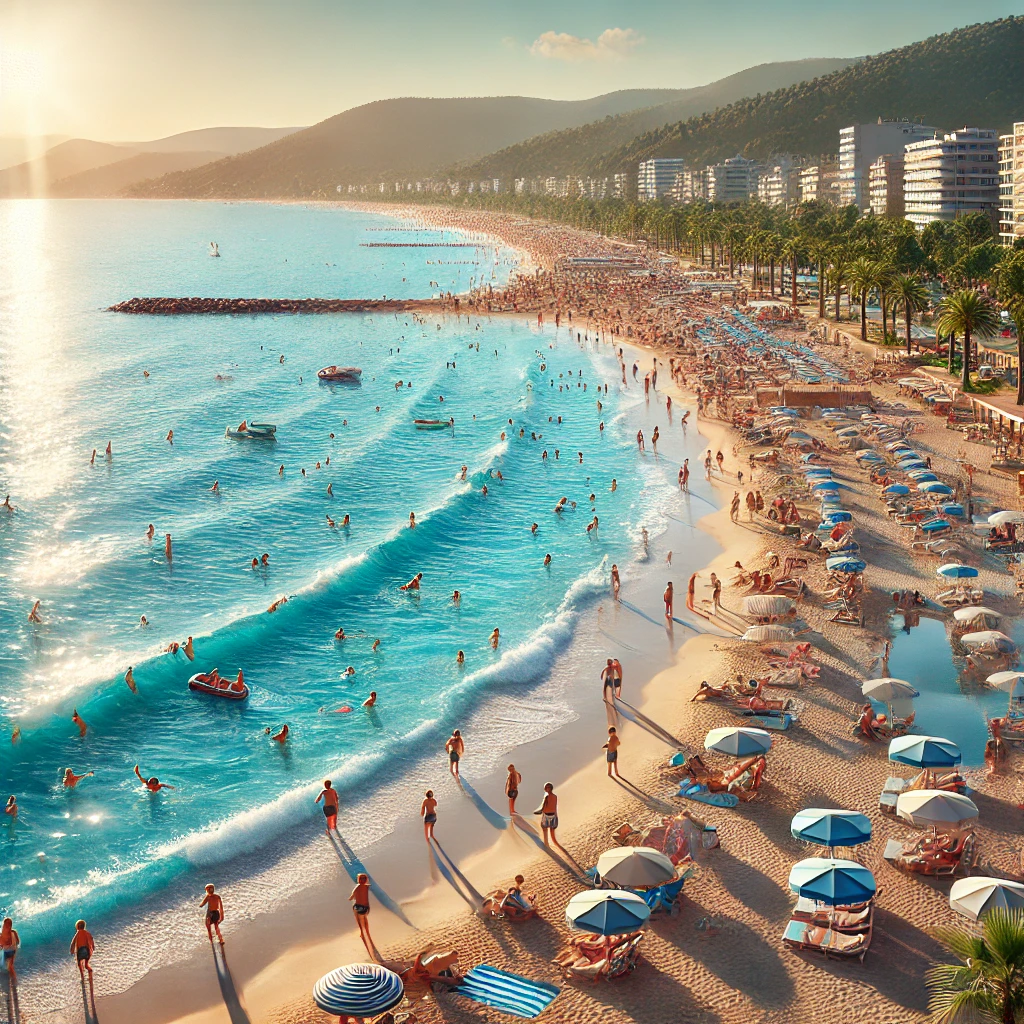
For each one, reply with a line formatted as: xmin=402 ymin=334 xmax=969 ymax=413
xmin=743 ymin=595 xmax=795 ymax=618
xmin=825 ymin=555 xmax=866 ymax=574
xmin=919 ymin=482 xmax=954 ymax=495
xmin=888 ymin=735 xmax=961 ymax=769
xmin=596 ymin=847 xmax=676 ymax=888
xmin=811 ymin=481 xmax=839 ymax=492
xmin=954 ymin=606 xmax=1000 ymax=623
xmin=741 ymin=624 xmax=796 ymax=642
xmin=862 ymin=678 xmax=919 ymax=702
xmin=936 ymin=563 xmax=979 ymax=579
xmin=704 ymin=726 xmax=773 ymax=757
xmin=786 ymin=430 xmax=813 ymax=440
xmin=856 ymin=451 xmax=883 ymax=461
xmin=788 ymin=858 xmax=877 ymax=906
xmin=921 ymin=518 xmax=952 ymax=533
xmin=883 ymin=484 xmax=910 ymax=495
xmin=985 ymin=670 xmax=1024 ymax=692
xmin=950 ymin=877 xmax=1024 ymax=921
xmin=896 ymin=790 xmax=978 ymax=831
xmin=961 ymin=631 xmax=1015 ymax=652
xmin=313 ymin=963 xmax=404 ymax=1018
xmin=886 ymin=440 xmax=913 ymax=450
xmin=791 ymin=809 xmax=872 ymax=849
xmin=821 ymin=510 xmax=853 ymax=523
xmin=565 ymin=890 xmax=650 ymax=936
xmin=988 ymin=510 xmax=1024 ymax=527
xmin=906 ymin=469 xmax=938 ymax=480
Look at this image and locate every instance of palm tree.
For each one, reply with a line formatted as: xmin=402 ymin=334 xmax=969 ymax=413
xmin=892 ymin=274 xmax=930 ymax=357
xmin=827 ymin=247 xmax=852 ymax=324
xmin=780 ymin=236 xmax=803 ymax=308
xmin=849 ymin=257 xmax=881 ymax=342
xmin=810 ymin=241 xmax=830 ymax=319
xmin=927 ymin=907 xmax=1024 ymax=1024
xmin=995 ymin=251 xmax=1024 ymax=405
xmin=936 ymin=288 xmax=1001 ymax=391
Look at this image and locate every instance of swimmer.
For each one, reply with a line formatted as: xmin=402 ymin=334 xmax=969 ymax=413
xmin=326 ymin=515 xmax=336 ymax=527
xmin=261 ymin=553 xmax=269 ymax=567
xmin=146 ymin=523 xmax=155 ymax=541
xmin=91 ymin=449 xmax=97 ymax=465
xmin=125 ymin=666 xmax=137 ymax=693
xmin=400 ymin=572 xmax=423 ymax=591
xmin=252 ymin=558 xmax=259 ymax=569
xmin=1 ymin=495 xmax=11 ymax=511
xmin=342 ymin=514 xmax=351 ymax=527
xmin=165 ymin=533 xmax=172 ymax=561
xmin=267 ymin=596 xmax=288 ymax=613
xmin=334 ymin=627 xmax=346 ymax=640
xmin=105 ymin=441 xmax=111 ymax=458
xmin=460 ymin=466 xmax=468 ymax=481
xmin=166 ymin=430 xmax=174 ymax=444
xmin=490 ymin=628 xmax=500 ymax=649
xmin=27 ymin=600 xmax=41 ymax=623
xmin=531 ymin=523 xmax=538 ymax=534
xmin=183 ymin=636 xmax=195 ymax=661
xmin=279 ymin=465 xmax=284 ymax=476
xmin=134 ymin=765 xmax=174 ymax=792
xmin=327 ymin=483 xmax=333 ymax=497
xmin=63 ymin=768 xmax=94 ymax=789
xmin=72 ymin=709 xmax=87 ymax=738
xmin=266 ymin=724 xmax=289 ymax=743
xmin=457 ymin=650 xmax=465 ymax=664
xmin=586 ymin=516 xmax=598 ymax=534
xmin=611 ymin=479 xmax=617 ymax=492
xmin=544 ymin=553 xmax=552 ymax=566
xmin=362 ymin=691 xmax=377 ymax=708
xmin=4 ymin=796 xmax=17 ymax=818
xmin=211 ymin=481 xmax=219 ymax=493
xmin=344 ymin=666 xmax=356 ymax=677
xmin=372 ymin=639 xmax=380 ymax=652
xmin=452 ymin=590 xmax=461 ymax=606
xmin=166 ymin=641 xmax=180 ymax=655
xmin=139 ymin=615 xmax=149 ymax=627
xmin=482 ymin=484 xmax=488 ymax=496
xmin=409 ymin=512 xmax=416 ymax=528
xmin=10 ymin=728 xmax=20 ymax=745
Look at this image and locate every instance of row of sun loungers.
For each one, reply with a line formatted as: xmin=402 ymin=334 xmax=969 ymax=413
xmin=782 ymin=898 xmax=875 ymax=962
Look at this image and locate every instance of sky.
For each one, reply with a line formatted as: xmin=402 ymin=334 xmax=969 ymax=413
xmin=2 ymin=0 xmax=1023 ymax=141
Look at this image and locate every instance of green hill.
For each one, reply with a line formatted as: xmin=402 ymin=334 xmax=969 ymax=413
xmin=455 ymin=58 xmax=857 ymax=181
xmin=596 ymin=17 xmax=1024 ymax=174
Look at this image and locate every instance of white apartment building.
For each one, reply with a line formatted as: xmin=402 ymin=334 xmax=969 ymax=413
xmin=705 ymin=156 xmax=759 ymax=204
xmin=999 ymin=122 xmax=1024 ymax=246
xmin=798 ymin=162 xmax=839 ymax=205
xmin=903 ymin=126 xmax=1000 ymax=227
xmin=757 ymin=157 xmax=802 ymax=208
xmin=838 ymin=119 xmax=938 ymax=211
xmin=638 ymin=158 xmax=686 ymax=201
xmin=868 ymin=154 xmax=904 ymax=218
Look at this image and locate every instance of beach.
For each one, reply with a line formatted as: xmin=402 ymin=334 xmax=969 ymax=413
xmin=6 ymin=200 xmax=1024 ymax=1024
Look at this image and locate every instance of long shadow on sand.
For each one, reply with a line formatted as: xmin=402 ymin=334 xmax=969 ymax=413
xmin=212 ymin=945 xmax=252 ymax=1024
xmin=431 ymin=840 xmax=486 ymax=911
xmin=80 ymin=971 xmax=99 ymax=1024
xmin=613 ymin=699 xmax=689 ymax=749
xmin=703 ymin=848 xmax=793 ymax=922
xmin=328 ymin=831 xmax=418 ymax=929
xmin=612 ymin=775 xmax=677 ymax=815
xmin=510 ymin=814 xmax=589 ymax=882
xmin=458 ymin=778 xmax=509 ymax=832
xmin=2 ymin=974 xmax=22 ymax=1024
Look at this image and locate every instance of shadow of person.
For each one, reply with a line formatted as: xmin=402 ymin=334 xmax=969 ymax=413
xmin=611 ymin=775 xmax=677 ymax=814
xmin=79 ymin=971 xmax=99 ymax=1024
xmin=458 ymin=778 xmax=509 ymax=831
xmin=212 ymin=944 xmax=253 ymax=1024
xmin=3 ymin=971 xmax=21 ymax=1024
xmin=328 ymin=832 xmax=418 ymax=929
xmin=431 ymin=841 xmax=487 ymax=910
xmin=612 ymin=698 xmax=687 ymax=748
xmin=509 ymin=814 xmax=588 ymax=880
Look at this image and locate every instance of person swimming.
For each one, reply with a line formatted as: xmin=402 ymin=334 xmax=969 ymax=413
xmin=400 ymin=573 xmax=423 ymax=591
xmin=267 ymin=724 xmax=289 ymax=743
xmin=63 ymin=768 xmax=94 ymax=789
xmin=125 ymin=666 xmax=137 ymax=693
xmin=134 ymin=764 xmax=174 ymax=792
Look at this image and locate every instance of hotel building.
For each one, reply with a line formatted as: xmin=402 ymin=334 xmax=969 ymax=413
xmin=999 ymin=122 xmax=1024 ymax=246
xmin=838 ymin=120 xmax=937 ymax=211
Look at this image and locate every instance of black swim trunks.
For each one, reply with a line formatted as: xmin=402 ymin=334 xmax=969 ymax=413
xmin=354 ymin=904 xmax=370 ymax=915
xmin=506 ymin=789 xmax=519 ymax=800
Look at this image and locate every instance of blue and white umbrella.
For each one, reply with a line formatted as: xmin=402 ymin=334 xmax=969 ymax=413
xmin=705 ymin=726 xmax=773 ymax=757
xmin=821 ymin=510 xmax=852 ymax=523
xmin=313 ymin=963 xmax=405 ymax=1018
xmin=919 ymin=482 xmax=954 ymax=495
xmin=889 ymin=735 xmax=961 ymax=769
xmin=825 ymin=555 xmax=866 ymax=574
xmin=788 ymin=858 xmax=877 ymax=905
xmin=811 ymin=480 xmax=839 ymax=492
xmin=791 ymin=809 xmax=872 ymax=848
xmin=936 ymin=563 xmax=978 ymax=580
xmin=856 ymin=451 xmax=884 ymax=462
xmin=565 ymin=889 xmax=650 ymax=936
xmin=883 ymin=484 xmax=910 ymax=495
xmin=906 ymin=471 xmax=938 ymax=482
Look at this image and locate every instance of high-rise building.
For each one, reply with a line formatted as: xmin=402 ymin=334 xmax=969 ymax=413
xmin=838 ymin=120 xmax=938 ymax=211
xmin=868 ymin=154 xmax=905 ymax=218
xmin=637 ymin=158 xmax=686 ymax=201
xmin=705 ymin=156 xmax=759 ymax=204
xmin=903 ymin=127 xmax=1001 ymax=227
xmin=999 ymin=122 xmax=1024 ymax=246
xmin=798 ymin=162 xmax=839 ymax=205
xmin=758 ymin=157 xmax=803 ymax=208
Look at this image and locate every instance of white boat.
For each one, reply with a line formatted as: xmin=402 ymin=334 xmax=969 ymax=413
xmin=209 ymin=242 xmax=220 ymax=257
xmin=318 ymin=365 xmax=362 ymax=382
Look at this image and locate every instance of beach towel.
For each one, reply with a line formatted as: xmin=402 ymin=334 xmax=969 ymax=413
xmin=676 ymin=779 xmax=740 ymax=808
xmin=451 ymin=965 xmax=559 ymax=1018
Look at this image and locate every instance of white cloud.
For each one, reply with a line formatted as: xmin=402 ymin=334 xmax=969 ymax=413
xmin=529 ymin=27 xmax=644 ymax=63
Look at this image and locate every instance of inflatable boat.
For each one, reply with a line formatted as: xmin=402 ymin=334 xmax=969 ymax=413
xmin=225 ymin=423 xmax=276 ymax=439
xmin=318 ymin=366 xmax=362 ymax=382
xmin=414 ymin=419 xmax=453 ymax=430
xmin=188 ymin=671 xmax=249 ymax=700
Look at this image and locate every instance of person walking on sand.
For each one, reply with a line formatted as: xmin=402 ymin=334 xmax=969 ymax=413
xmin=200 ymin=884 xmax=225 ymax=944
xmin=446 ymin=729 xmax=465 ymax=778
xmin=70 ymin=920 xmax=94 ymax=976
xmin=505 ymin=764 xmax=522 ymax=815
xmin=745 ymin=491 xmax=756 ymax=521
xmin=421 ymin=790 xmax=437 ymax=841
xmin=704 ymin=452 xmax=712 ymax=480
xmin=601 ymin=658 xmax=618 ymax=702
xmin=536 ymin=783 xmax=559 ymax=847
xmin=710 ymin=573 xmax=722 ymax=615
xmin=716 ymin=450 xmax=725 ymax=474
xmin=316 ymin=780 xmax=339 ymax=833
xmin=730 ymin=492 xmax=740 ymax=522
xmin=664 ymin=582 xmax=674 ymax=620
xmin=604 ymin=727 xmax=621 ymax=778
xmin=0 ymin=917 xmax=19 ymax=982
xmin=686 ymin=573 xmax=698 ymax=612
xmin=636 ymin=429 xmax=644 ymax=452
xmin=349 ymin=873 xmax=373 ymax=953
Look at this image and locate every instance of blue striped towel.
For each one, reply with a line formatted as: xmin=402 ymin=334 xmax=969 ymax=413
xmin=452 ymin=964 xmax=559 ymax=1018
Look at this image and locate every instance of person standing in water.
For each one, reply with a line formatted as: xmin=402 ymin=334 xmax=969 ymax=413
xmin=664 ymin=582 xmax=674 ymax=620
xmin=446 ymin=730 xmax=465 ymax=778
xmin=63 ymin=768 xmax=93 ymax=789
xmin=610 ymin=564 xmax=620 ymax=599
xmin=421 ymin=790 xmax=437 ymax=841
xmin=315 ymin=780 xmax=339 ymax=833
xmin=200 ymin=884 xmax=225 ymax=944
xmin=134 ymin=765 xmax=174 ymax=792
xmin=70 ymin=920 xmax=95 ymax=976
xmin=165 ymin=534 xmax=173 ymax=561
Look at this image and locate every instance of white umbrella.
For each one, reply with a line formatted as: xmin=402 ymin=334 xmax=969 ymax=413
xmin=953 ymin=606 xmax=1001 ymax=623
xmin=961 ymin=631 xmax=1015 ymax=652
xmin=743 ymin=595 xmax=796 ymax=618
xmin=861 ymin=678 xmax=919 ymax=702
xmin=950 ymin=877 xmax=1024 ymax=921
xmin=985 ymin=671 xmax=1024 ymax=692
xmin=742 ymin=624 xmax=796 ymax=642
xmin=896 ymin=790 xmax=978 ymax=831
xmin=596 ymin=847 xmax=676 ymax=888
xmin=705 ymin=726 xmax=773 ymax=757
xmin=988 ymin=510 xmax=1024 ymax=527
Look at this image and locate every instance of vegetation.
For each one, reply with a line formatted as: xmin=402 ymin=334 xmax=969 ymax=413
xmin=600 ymin=18 xmax=1024 ymax=174
xmin=927 ymin=908 xmax=1024 ymax=1024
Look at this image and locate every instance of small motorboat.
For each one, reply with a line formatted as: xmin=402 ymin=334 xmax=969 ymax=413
xmin=318 ymin=366 xmax=362 ymax=382
xmin=247 ymin=422 xmax=277 ymax=437
xmin=414 ymin=418 xmax=454 ymax=430
xmin=226 ymin=421 xmax=276 ymax=439
xmin=188 ymin=671 xmax=248 ymax=700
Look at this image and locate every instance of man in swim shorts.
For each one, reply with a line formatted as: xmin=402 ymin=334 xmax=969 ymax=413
xmin=69 ymin=920 xmax=95 ymax=976
xmin=200 ymin=884 xmax=225 ymax=944
xmin=446 ymin=729 xmax=465 ymax=778
xmin=349 ymin=873 xmax=372 ymax=953
xmin=316 ymin=779 xmax=339 ymax=832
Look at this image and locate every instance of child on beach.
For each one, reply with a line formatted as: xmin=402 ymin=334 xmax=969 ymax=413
xmin=604 ymin=727 xmax=621 ymax=778
xmin=349 ymin=873 xmax=373 ymax=953
xmin=200 ymin=884 xmax=225 ymax=944
xmin=70 ymin=920 xmax=95 ymax=976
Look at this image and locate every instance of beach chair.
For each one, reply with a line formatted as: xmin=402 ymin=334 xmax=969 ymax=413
xmin=782 ymin=919 xmax=871 ymax=961
xmin=883 ymin=832 xmax=976 ymax=876
xmin=635 ymin=871 xmax=691 ymax=915
xmin=792 ymin=900 xmax=872 ymax=932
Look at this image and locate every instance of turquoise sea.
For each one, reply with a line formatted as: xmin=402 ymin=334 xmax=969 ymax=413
xmin=0 ymin=201 xmax=692 ymax=981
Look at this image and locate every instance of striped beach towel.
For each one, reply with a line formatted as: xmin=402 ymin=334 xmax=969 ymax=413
xmin=452 ymin=964 xmax=559 ymax=1018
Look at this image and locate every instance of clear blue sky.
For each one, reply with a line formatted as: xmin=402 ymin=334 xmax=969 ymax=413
xmin=2 ymin=0 xmax=1022 ymax=140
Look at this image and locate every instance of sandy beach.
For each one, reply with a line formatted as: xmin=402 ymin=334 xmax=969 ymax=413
xmin=33 ymin=204 xmax=1024 ymax=1024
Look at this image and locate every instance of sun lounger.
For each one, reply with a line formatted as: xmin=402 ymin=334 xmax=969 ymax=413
xmin=450 ymin=965 xmax=559 ymax=1017
xmin=676 ymin=779 xmax=740 ymax=808
xmin=610 ymin=822 xmax=640 ymax=845
xmin=782 ymin=918 xmax=871 ymax=961
xmin=883 ymin=832 xmax=976 ymax=876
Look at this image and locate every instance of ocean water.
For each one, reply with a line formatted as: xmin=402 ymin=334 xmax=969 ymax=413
xmin=0 ymin=201 xmax=683 ymax=967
